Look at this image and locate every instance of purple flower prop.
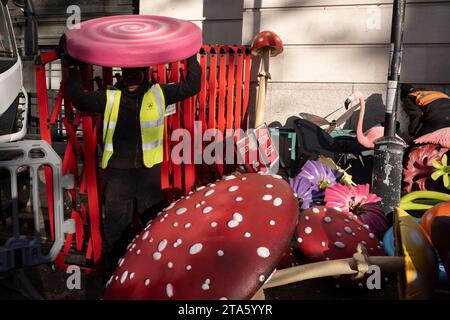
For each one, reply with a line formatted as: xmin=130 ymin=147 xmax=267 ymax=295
xmin=289 ymin=176 xmax=313 ymax=209
xmin=298 ymin=160 xmax=338 ymax=191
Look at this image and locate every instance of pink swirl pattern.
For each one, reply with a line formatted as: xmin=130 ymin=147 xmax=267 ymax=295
xmin=65 ymin=15 xmax=202 ymax=67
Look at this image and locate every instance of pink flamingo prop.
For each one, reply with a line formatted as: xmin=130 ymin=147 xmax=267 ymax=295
xmin=347 ymin=91 xmax=402 ymax=149
xmin=415 ymin=127 xmax=450 ymax=148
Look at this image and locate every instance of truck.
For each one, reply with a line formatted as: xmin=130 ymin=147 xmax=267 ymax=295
xmin=0 ymin=0 xmax=36 ymax=143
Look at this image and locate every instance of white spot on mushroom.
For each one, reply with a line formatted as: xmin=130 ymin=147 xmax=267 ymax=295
xmin=228 ymin=185 xmax=239 ymax=192
xmin=118 ymin=258 xmax=124 ymax=267
xmin=205 ymin=189 xmax=215 ymax=197
xmin=159 ymin=218 xmax=165 ymax=223
xmin=262 ymin=194 xmax=273 ymax=201
xmin=323 ymin=216 xmax=332 ymax=223
xmin=168 ymin=262 xmax=174 ymax=269
xmin=210 ymin=222 xmax=218 ymax=228
xmin=203 ymin=206 xmax=213 ymax=214
xmin=142 ymin=231 xmax=149 ymax=240
xmin=184 ymin=223 xmax=191 ymax=229
xmin=176 ymin=208 xmax=187 ymax=215
xmin=195 ymin=203 xmax=201 ymax=208
xmin=228 ymin=220 xmax=239 ymax=228
xmin=164 ymin=213 xmax=169 ymax=218
xmin=336 ymin=232 xmax=342 ymax=238
xmin=235 ymin=197 xmax=243 ymax=202
xmin=153 ymin=252 xmax=162 ymax=260
xmin=166 ymin=284 xmax=174 ymax=298
xmin=304 ymin=227 xmax=312 ymax=234
xmin=266 ymin=184 xmax=273 ymax=189
xmin=273 ymin=198 xmax=282 ymax=206
xmin=120 ymin=271 xmax=128 ymax=284
xmin=233 ymin=213 xmax=243 ymax=222
xmin=259 ymin=275 xmax=266 ymax=282
xmin=271 ymin=174 xmax=283 ymax=179
xmin=344 ymin=226 xmax=352 ymax=234
xmin=363 ymin=224 xmax=370 ymax=230
xmin=145 ymin=279 xmax=150 ymax=286
xmin=165 ymin=203 xmax=175 ymax=211
xmin=321 ymin=241 xmax=326 ymax=247
xmin=304 ymin=215 xmax=310 ymax=221
xmin=223 ymin=175 xmax=236 ymax=180
xmin=217 ymin=250 xmax=224 ymax=256
xmin=361 ymin=240 xmax=367 ymax=246
xmin=201 ymin=201 xmax=206 ymax=205
xmin=333 ymin=207 xmax=343 ymax=212
xmin=312 ymin=208 xmax=320 ymax=214
xmin=369 ymin=233 xmax=375 ymax=239
xmin=130 ymin=272 xmax=135 ymax=280
xmin=173 ymin=238 xmax=182 ymax=248
xmin=189 ymin=243 xmax=203 ymax=255
xmin=219 ymin=297 xmax=228 ymax=300
xmin=244 ymin=232 xmax=251 ymax=238
xmin=202 ymin=279 xmax=211 ymax=291
xmin=344 ymin=219 xmax=350 ymax=223
xmin=173 ymin=222 xmax=179 ymax=228
xmin=269 ymin=220 xmax=276 ymax=226
xmin=297 ymin=237 xmax=303 ymax=243
xmin=334 ymin=241 xmax=346 ymax=249
xmin=257 ymin=247 xmax=270 ymax=258
xmin=258 ymin=37 xmax=264 ymax=42
xmin=186 ymin=265 xmax=192 ymax=271
xmin=197 ymin=186 xmax=206 ymax=191
xmin=136 ymin=249 xmax=141 ymax=255
xmin=158 ymin=239 xmax=168 ymax=252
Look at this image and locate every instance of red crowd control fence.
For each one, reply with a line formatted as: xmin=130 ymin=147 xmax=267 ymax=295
xmin=34 ymin=45 xmax=253 ymax=271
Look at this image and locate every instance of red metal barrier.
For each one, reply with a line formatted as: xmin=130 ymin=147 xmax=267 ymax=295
xmin=35 ymin=45 xmax=252 ymax=271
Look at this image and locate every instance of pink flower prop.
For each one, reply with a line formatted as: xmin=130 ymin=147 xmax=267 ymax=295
xmin=324 ymin=184 xmax=380 ymax=213
xmin=325 ymin=184 xmax=387 ymax=239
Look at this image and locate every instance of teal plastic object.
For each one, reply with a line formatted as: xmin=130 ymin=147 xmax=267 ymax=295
xmin=330 ymin=128 xmax=356 ymax=139
xmin=383 ymin=218 xmax=448 ymax=284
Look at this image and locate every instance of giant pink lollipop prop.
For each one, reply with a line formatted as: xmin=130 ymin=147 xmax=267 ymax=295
xmin=65 ymin=15 xmax=202 ymax=67
xmin=415 ymin=127 xmax=450 ymax=148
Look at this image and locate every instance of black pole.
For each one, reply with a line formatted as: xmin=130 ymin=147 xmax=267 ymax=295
xmin=384 ymin=0 xmax=406 ymax=136
xmin=372 ymin=0 xmax=406 ymax=215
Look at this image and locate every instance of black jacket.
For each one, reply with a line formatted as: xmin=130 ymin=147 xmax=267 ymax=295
xmin=403 ymin=93 xmax=450 ymax=138
xmin=67 ymin=56 xmax=201 ymax=168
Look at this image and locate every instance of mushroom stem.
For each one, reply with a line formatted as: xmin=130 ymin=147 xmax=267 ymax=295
xmin=262 ymin=254 xmax=404 ymax=290
xmin=255 ymin=48 xmax=271 ymax=127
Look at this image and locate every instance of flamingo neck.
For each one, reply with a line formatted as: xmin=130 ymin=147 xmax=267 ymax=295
xmin=355 ymin=94 xmax=373 ymax=148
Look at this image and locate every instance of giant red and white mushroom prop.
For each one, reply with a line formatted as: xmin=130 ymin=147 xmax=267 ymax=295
xmin=251 ymin=31 xmax=283 ymax=127
xmin=104 ymin=173 xmax=298 ymax=300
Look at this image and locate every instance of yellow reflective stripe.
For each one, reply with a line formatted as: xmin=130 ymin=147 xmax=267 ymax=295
xmin=140 ymin=118 xmax=164 ymax=128
xmin=150 ymin=84 xmax=165 ymax=117
xmin=143 ymin=140 xmax=163 ymax=151
xmin=104 ymin=144 xmax=114 ymax=152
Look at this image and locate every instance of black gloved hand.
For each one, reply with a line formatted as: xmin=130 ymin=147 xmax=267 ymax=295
xmin=58 ymin=34 xmax=79 ymax=68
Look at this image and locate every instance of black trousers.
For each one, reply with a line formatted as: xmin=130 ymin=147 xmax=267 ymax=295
xmin=103 ymin=166 xmax=164 ymax=255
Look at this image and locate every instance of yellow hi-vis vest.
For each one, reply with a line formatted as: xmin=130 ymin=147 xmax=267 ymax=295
xmin=101 ymin=84 xmax=166 ymax=169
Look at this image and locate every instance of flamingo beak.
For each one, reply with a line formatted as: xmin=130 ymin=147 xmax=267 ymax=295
xmin=344 ymin=95 xmax=355 ymax=110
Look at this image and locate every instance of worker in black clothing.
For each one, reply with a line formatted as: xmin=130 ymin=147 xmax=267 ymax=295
xmin=63 ymin=51 xmax=201 ymax=266
xmin=401 ymin=84 xmax=450 ymax=139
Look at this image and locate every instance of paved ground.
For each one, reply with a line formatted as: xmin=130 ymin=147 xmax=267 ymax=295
xmin=1 ymin=261 xmax=449 ymax=300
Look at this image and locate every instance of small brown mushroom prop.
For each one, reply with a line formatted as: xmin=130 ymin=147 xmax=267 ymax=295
xmin=104 ymin=173 xmax=298 ymax=300
xmin=251 ymin=31 xmax=283 ymax=127
xmin=260 ymin=208 xmax=438 ymax=300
